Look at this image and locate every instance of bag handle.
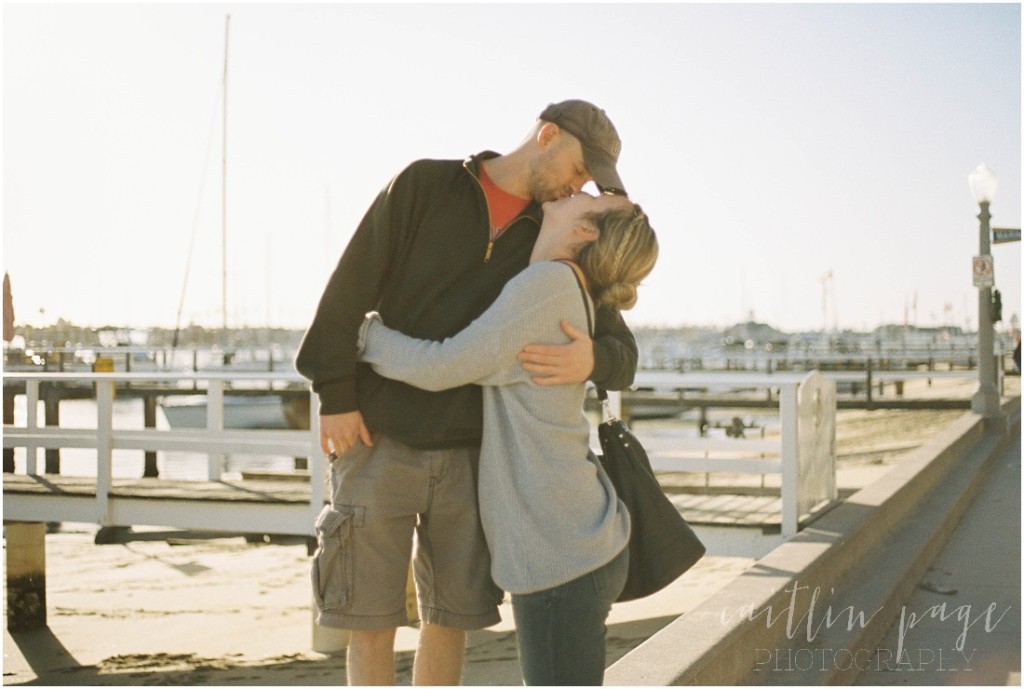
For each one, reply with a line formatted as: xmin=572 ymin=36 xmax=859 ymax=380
xmin=596 ymin=386 xmax=619 ymax=423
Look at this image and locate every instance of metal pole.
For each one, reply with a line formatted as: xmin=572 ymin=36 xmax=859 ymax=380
xmin=971 ymin=201 xmax=1001 ymax=417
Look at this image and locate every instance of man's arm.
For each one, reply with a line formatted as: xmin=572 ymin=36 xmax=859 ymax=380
xmin=590 ymin=306 xmax=639 ymax=390
xmin=294 ymin=165 xmax=418 ymax=454
xmin=517 ymin=305 xmax=637 ymax=390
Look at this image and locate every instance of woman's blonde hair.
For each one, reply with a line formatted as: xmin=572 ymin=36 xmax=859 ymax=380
xmin=577 ymin=203 xmax=658 ymax=310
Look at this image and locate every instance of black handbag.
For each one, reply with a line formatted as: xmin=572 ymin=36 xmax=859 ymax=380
xmin=597 ymin=388 xmax=706 ymax=602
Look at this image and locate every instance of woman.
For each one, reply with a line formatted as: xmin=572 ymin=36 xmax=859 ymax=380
xmin=357 ymin=192 xmax=658 ymax=685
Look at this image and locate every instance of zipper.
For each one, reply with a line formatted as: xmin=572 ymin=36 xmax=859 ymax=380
xmin=465 ymin=165 xmax=495 ymax=263
xmin=467 ymin=160 xmax=539 ymax=263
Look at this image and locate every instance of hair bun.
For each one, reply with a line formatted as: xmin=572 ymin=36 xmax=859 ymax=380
xmin=596 ymin=282 xmax=638 ymax=311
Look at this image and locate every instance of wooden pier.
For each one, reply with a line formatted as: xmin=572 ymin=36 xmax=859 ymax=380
xmin=3 ymin=474 xmax=316 ymax=538
xmin=4 ymin=370 xmax=842 ymax=638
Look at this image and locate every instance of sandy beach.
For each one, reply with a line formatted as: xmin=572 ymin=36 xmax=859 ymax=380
xmin=4 ymin=376 xmax=1017 ymax=685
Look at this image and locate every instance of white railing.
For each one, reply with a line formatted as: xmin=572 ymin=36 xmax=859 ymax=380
xmin=637 ymin=365 xmax=1000 ymax=398
xmin=5 ymin=371 xmax=837 ymax=539
xmin=3 ymin=345 xmax=298 ymax=374
xmin=617 ymin=371 xmax=838 ymax=538
xmin=3 ymin=372 xmax=322 ymax=534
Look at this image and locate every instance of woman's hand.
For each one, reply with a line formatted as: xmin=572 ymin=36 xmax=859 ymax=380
xmin=517 ymin=320 xmax=594 ymax=385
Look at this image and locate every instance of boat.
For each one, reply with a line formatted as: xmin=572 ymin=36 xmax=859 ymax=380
xmin=161 ymin=395 xmax=289 ymax=430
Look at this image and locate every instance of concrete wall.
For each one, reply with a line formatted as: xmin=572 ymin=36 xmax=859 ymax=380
xmin=605 ymin=398 xmax=1020 ymax=686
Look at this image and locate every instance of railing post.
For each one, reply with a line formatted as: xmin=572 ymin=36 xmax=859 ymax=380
xmin=96 ymin=380 xmax=114 ymax=525
xmin=308 ymin=390 xmax=324 ymax=520
xmin=207 ymin=379 xmax=224 ymax=481
xmin=607 ymin=390 xmax=622 ymax=422
xmin=779 ymin=382 xmax=799 ymax=539
xmin=25 ymin=379 xmax=40 ymax=475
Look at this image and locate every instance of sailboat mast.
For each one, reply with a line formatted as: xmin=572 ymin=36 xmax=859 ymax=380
xmin=222 ymin=14 xmax=230 ymax=335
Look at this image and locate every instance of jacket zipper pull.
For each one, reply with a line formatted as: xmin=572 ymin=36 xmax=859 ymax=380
xmin=484 ymin=240 xmax=494 ymax=263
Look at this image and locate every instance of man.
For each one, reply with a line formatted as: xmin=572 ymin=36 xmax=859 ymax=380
xmin=296 ymin=100 xmax=638 ymax=685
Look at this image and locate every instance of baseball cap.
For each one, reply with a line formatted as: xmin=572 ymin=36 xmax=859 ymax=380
xmin=539 ymin=99 xmax=626 ymax=195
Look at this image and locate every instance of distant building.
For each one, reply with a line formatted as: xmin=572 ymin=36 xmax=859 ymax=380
xmin=722 ymin=321 xmax=790 ymax=352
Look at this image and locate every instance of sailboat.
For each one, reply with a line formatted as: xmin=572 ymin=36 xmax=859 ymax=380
xmin=161 ymin=16 xmax=294 ymax=431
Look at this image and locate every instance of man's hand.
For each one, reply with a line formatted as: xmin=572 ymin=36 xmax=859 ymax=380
xmin=319 ymin=410 xmax=374 ymax=456
xmin=518 ymin=320 xmax=594 ymax=386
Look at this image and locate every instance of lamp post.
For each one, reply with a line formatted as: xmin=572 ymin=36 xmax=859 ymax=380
xmin=967 ymin=163 xmax=1001 ymax=418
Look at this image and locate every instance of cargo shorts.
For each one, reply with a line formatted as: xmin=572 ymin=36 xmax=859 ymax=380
xmin=311 ymin=431 xmax=503 ymax=631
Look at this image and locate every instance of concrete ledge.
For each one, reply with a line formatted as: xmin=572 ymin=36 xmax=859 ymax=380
xmin=746 ymin=413 xmax=1015 ymax=685
xmin=605 ymin=397 xmax=1020 ymax=686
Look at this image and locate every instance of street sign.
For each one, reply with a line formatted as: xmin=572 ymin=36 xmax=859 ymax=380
xmin=993 ymin=228 xmax=1021 ymax=244
xmin=973 ymin=255 xmax=994 ymax=287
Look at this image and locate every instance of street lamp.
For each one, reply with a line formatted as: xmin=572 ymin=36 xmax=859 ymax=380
xmin=967 ymin=163 xmax=1001 ymax=418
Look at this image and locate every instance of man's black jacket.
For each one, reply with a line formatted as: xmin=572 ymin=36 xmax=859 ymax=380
xmin=295 ymin=152 xmax=638 ymax=450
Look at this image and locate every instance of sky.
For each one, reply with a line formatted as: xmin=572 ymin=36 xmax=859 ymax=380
xmin=3 ymin=2 xmax=1021 ymax=335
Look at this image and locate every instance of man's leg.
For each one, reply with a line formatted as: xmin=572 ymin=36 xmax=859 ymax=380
xmin=348 ymin=628 xmax=398 ymax=685
xmin=313 ymin=435 xmax=433 ymax=684
xmin=412 ymin=623 xmax=466 ymax=685
xmin=411 ymin=445 xmax=502 ymax=685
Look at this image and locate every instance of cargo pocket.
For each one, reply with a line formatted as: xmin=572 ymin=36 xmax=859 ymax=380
xmin=311 ymin=505 xmax=355 ymax=612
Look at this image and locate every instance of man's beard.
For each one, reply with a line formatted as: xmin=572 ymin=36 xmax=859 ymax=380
xmin=525 ymin=166 xmax=564 ymax=205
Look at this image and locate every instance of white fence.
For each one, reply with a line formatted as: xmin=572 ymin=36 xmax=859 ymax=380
xmin=4 ymin=370 xmax=838 ymax=540
xmin=620 ymin=370 xmax=838 ymax=538
xmin=3 ymin=372 xmax=323 ymax=536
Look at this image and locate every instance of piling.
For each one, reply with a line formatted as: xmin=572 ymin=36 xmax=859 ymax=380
xmin=311 ymin=600 xmax=350 ymax=654
xmin=143 ymin=396 xmax=159 ymax=478
xmin=43 ymin=385 xmax=61 ymax=474
xmin=5 ymin=522 xmax=47 ymax=631
xmin=866 ymin=358 xmax=874 ymax=410
xmin=310 ymin=564 xmax=418 ymax=654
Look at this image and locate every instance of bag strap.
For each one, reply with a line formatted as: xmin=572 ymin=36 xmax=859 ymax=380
xmin=557 ymin=259 xmax=616 ymax=423
xmin=556 ymin=259 xmax=594 ymax=338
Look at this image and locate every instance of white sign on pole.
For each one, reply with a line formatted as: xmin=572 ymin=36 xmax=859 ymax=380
xmin=972 ymin=255 xmax=994 ymax=288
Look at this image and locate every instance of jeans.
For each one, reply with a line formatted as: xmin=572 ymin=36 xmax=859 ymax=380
xmin=511 ymin=546 xmax=629 ymax=686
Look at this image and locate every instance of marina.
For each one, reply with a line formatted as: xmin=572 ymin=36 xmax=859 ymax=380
xmin=3 ymin=3 xmax=1019 ymax=683
xmin=2 ymin=337 xmax=1011 ymax=482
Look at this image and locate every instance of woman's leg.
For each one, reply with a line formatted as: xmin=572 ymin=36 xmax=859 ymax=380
xmin=511 ymin=547 xmax=629 ymax=685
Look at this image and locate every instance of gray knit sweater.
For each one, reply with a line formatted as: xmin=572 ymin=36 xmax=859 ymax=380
xmin=358 ymin=260 xmax=630 ymax=594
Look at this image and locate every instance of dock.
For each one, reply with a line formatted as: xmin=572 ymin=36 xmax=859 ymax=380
xmin=4 ymin=369 xmax=846 ymax=646
xmin=3 ymin=381 xmax=1017 ymax=684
